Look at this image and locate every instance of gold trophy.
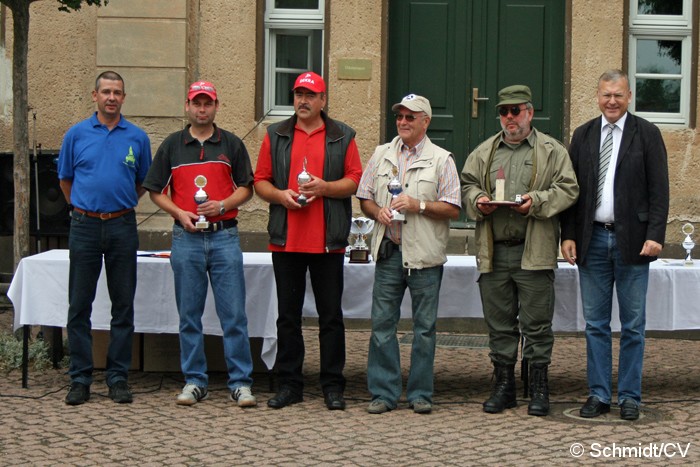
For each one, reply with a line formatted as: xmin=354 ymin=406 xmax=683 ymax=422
xmin=297 ymin=157 xmax=312 ymax=206
xmin=682 ymin=223 xmax=695 ymax=266
xmin=194 ymin=175 xmax=210 ymax=230
xmin=349 ymin=217 xmax=375 ymax=263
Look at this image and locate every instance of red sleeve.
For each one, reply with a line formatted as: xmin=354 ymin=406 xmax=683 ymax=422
xmin=254 ymin=134 xmax=273 ymax=184
xmin=343 ymin=138 xmax=363 ymax=185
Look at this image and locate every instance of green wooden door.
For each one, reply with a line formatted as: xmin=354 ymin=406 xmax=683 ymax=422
xmin=387 ymin=0 xmax=566 ymax=226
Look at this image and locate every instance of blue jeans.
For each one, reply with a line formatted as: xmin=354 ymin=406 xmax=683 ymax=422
xmin=67 ymin=210 xmax=138 ymax=387
xmin=271 ymin=252 xmax=346 ymax=394
xmin=170 ymin=224 xmax=253 ymax=391
xmin=579 ymin=225 xmax=649 ymax=406
xmin=367 ymin=249 xmax=443 ymax=407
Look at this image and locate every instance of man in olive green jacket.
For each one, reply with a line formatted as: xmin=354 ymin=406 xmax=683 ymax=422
xmin=461 ymin=85 xmax=578 ymax=417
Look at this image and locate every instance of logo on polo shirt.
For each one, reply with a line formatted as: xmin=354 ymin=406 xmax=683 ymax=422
xmin=123 ymin=146 xmax=136 ymax=168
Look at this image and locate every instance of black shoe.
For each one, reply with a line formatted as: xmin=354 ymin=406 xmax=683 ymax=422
xmin=108 ymin=380 xmax=133 ymax=404
xmin=483 ymin=363 xmax=517 ymax=414
xmin=324 ymin=391 xmax=346 ymax=410
xmin=267 ymin=387 xmax=303 ymax=409
xmin=579 ymin=396 xmax=610 ymax=418
xmin=527 ymin=363 xmax=550 ymax=417
xmin=619 ymin=399 xmax=640 ymax=421
xmin=65 ymin=382 xmax=90 ymax=406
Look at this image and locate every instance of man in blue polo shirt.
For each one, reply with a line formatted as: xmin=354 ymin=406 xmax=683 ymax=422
xmin=58 ymin=71 xmax=152 ymax=405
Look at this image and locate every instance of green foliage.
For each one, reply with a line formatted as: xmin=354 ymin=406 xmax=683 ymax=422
xmin=57 ymin=0 xmax=107 ymax=13
xmin=0 ymin=332 xmax=54 ymax=373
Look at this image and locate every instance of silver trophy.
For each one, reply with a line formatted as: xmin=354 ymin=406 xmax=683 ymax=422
xmin=682 ymin=223 xmax=695 ymax=266
xmin=349 ymin=217 xmax=375 ymax=263
xmin=194 ymin=175 xmax=210 ymax=230
xmin=296 ymin=157 xmax=312 ymax=206
xmin=387 ymin=168 xmax=405 ymax=221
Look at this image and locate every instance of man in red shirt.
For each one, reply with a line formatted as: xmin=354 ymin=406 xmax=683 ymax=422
xmin=254 ymin=72 xmax=362 ymax=410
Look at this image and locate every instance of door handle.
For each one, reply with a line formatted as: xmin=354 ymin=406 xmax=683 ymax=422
xmin=472 ymin=87 xmax=489 ymax=118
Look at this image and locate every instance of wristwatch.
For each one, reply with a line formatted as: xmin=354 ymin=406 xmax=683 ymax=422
xmin=419 ymin=200 xmax=426 ymax=214
xmin=219 ymin=201 xmax=226 ymax=216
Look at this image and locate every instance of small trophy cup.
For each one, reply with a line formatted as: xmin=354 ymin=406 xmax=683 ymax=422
xmin=682 ymin=223 xmax=695 ymax=266
xmin=349 ymin=217 xmax=375 ymax=263
xmin=194 ymin=175 xmax=210 ymax=230
xmin=387 ymin=168 xmax=405 ymax=221
xmin=297 ymin=157 xmax=312 ymax=206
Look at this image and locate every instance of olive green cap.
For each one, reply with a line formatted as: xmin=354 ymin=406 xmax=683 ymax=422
xmin=496 ymin=85 xmax=532 ymax=107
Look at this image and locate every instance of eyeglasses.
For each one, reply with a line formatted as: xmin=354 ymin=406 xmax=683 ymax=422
xmin=498 ymin=105 xmax=528 ymax=117
xmin=190 ymin=85 xmax=216 ymax=92
xmin=395 ymin=113 xmax=419 ymax=122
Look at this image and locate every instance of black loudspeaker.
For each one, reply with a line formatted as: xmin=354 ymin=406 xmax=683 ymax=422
xmin=0 ymin=151 xmax=70 ymax=236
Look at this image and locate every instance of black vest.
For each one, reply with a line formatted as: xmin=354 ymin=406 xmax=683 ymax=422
xmin=266 ymin=112 xmax=356 ymax=250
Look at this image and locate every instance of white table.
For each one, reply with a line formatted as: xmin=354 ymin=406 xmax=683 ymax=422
xmin=9 ymin=250 xmax=280 ymax=369
xmin=9 ymin=251 xmax=700 ymax=371
xmin=331 ymin=256 xmax=700 ymax=332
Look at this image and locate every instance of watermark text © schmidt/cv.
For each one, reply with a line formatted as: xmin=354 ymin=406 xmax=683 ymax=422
xmin=569 ymin=442 xmax=691 ymax=459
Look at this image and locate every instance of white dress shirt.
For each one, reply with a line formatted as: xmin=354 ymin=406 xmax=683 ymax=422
xmin=595 ymin=112 xmax=628 ymax=223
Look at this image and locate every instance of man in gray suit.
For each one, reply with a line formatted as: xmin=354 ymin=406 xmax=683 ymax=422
xmin=561 ymin=69 xmax=669 ymax=421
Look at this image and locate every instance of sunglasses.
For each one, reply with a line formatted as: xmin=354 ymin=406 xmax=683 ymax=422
xmin=498 ymin=105 xmax=528 ymax=117
xmin=395 ymin=113 xmax=419 ymax=122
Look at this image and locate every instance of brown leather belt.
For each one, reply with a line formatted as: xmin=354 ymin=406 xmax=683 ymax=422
xmin=73 ymin=207 xmax=133 ymax=220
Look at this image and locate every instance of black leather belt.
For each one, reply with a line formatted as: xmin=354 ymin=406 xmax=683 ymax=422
xmin=593 ymin=221 xmax=615 ymax=231
xmin=175 ymin=219 xmax=238 ymax=232
xmin=494 ymin=239 xmax=525 ymax=247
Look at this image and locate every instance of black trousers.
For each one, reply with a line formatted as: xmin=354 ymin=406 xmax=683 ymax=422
xmin=271 ymin=252 xmax=346 ymax=393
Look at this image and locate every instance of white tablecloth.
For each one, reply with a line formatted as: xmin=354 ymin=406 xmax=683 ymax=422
xmin=9 ymin=251 xmax=700 ymax=370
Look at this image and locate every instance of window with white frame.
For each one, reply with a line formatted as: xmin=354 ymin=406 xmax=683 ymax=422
xmin=629 ymin=0 xmax=693 ymax=125
xmin=264 ymin=0 xmax=324 ymax=116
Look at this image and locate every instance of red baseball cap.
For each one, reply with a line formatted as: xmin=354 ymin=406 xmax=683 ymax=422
xmin=292 ymin=72 xmax=325 ymax=93
xmin=188 ymin=81 xmax=217 ymax=101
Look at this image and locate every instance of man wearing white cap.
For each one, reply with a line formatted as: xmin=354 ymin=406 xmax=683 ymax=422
xmin=356 ymin=94 xmax=461 ymax=414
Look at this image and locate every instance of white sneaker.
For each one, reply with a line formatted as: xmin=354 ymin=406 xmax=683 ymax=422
xmin=176 ymin=384 xmax=208 ymax=406
xmin=231 ymin=386 xmax=257 ymax=407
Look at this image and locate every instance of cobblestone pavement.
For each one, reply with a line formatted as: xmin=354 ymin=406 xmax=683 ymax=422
xmin=1 ymin=309 xmax=700 ymax=465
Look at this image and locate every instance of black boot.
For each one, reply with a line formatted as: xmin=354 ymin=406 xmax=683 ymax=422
xmin=528 ymin=363 xmax=550 ymax=416
xmin=483 ymin=363 xmax=516 ymax=413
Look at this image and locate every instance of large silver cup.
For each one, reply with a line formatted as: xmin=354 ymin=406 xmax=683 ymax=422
xmin=349 ymin=217 xmax=375 ymax=263
xmin=682 ymin=223 xmax=695 ymax=266
xmin=194 ymin=175 xmax=210 ymax=230
xmin=297 ymin=157 xmax=312 ymax=206
xmin=387 ymin=173 xmax=405 ymax=221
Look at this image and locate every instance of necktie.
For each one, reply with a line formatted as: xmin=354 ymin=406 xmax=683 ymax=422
xmin=596 ymin=123 xmax=615 ymax=207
